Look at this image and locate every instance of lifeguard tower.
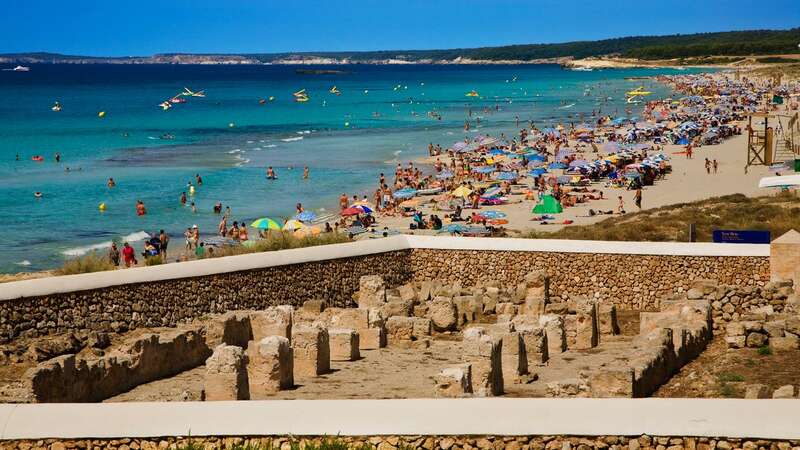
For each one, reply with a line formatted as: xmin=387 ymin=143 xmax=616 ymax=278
xmin=746 ymin=112 xmax=799 ymax=169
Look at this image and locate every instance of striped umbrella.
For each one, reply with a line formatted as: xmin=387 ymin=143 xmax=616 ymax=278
xmin=250 ymin=217 xmax=282 ymax=230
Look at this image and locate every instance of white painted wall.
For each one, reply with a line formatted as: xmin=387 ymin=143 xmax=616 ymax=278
xmin=1 ymin=398 xmax=798 ymax=440
xmin=0 ymin=235 xmax=769 ymax=301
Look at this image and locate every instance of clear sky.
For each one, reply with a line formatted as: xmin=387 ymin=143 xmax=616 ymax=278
xmin=2 ymin=0 xmax=799 ymax=56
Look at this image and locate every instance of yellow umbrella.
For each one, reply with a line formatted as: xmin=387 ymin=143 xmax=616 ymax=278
xmin=293 ymin=226 xmax=321 ymax=238
xmin=451 ymin=186 xmax=473 ymax=198
xmin=283 ymin=219 xmax=306 ymax=231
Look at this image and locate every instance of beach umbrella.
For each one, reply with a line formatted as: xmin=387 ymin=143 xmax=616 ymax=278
xmin=283 ymin=219 xmax=307 ymax=231
xmin=393 ymin=188 xmax=417 ymax=199
xmin=495 ymin=172 xmax=517 ymax=181
xmin=472 ymin=166 xmax=496 ymax=174
xmin=294 ymin=211 xmax=317 ymax=222
xmin=488 ymin=148 xmax=505 ymax=156
xmin=440 ymin=223 xmax=469 ymax=234
xmin=250 ymin=217 xmax=282 ymax=230
xmin=529 ymin=168 xmax=547 ymax=177
xmin=528 ymin=160 xmax=545 ymax=168
xmin=479 ymin=210 xmax=507 ymax=219
xmin=350 ymin=204 xmax=374 ymax=214
xmin=532 ymin=195 xmax=563 ymax=214
xmin=548 ymin=162 xmax=567 ymax=170
xmin=482 ymin=187 xmax=503 ymax=198
xmin=451 ymin=186 xmax=473 ymax=198
xmin=341 ymin=207 xmax=363 ymax=217
xmin=436 ymin=170 xmax=454 ymax=180
xmin=294 ymin=225 xmax=321 ymax=238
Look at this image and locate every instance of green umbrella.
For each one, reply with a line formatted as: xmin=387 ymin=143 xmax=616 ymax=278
xmin=250 ymin=217 xmax=282 ymax=230
xmin=532 ymin=195 xmax=563 ymax=214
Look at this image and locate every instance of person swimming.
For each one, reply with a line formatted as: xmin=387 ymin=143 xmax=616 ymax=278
xmin=107 ymin=177 xmax=116 ymax=188
xmin=34 ymin=191 xmax=42 ymax=199
xmin=266 ymin=166 xmax=277 ymax=180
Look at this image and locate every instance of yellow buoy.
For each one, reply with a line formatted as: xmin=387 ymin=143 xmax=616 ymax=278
xmin=98 ymin=111 xmax=106 ymax=118
xmin=98 ymin=202 xmax=106 ymax=211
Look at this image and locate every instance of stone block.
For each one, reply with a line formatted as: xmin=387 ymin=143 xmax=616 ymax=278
xmin=770 ymin=230 xmax=800 ymax=292
xmin=434 ymin=364 xmax=473 ymax=398
xmin=205 ymin=312 xmax=252 ymax=349
xmin=495 ymin=302 xmax=518 ymax=316
xmin=772 ymin=384 xmax=796 ymax=399
xmin=386 ymin=316 xmax=415 ymax=345
xmin=770 ymin=335 xmax=799 ymax=352
xmin=597 ymin=304 xmax=620 ymax=336
xmin=249 ymin=306 xmax=293 ymax=342
xmin=357 ymin=275 xmax=387 ymax=308
xmin=397 ymin=283 xmax=417 ymax=302
xmin=428 ymin=297 xmax=457 ymax=331
xmin=516 ymin=325 xmax=549 ymax=367
xmin=301 ymin=299 xmax=327 ymax=313
xmin=246 ymin=336 xmax=293 ymax=398
xmin=381 ymin=299 xmax=414 ymax=318
xmin=590 ymin=369 xmax=634 ymax=398
xmin=744 ymin=383 xmax=770 ymax=399
xmin=412 ymin=317 xmax=432 ymax=338
xmin=204 ymin=344 xmax=249 ymax=401
xmin=291 ymin=326 xmax=330 ymax=377
xmin=745 ymin=332 xmax=768 ymax=348
xmin=574 ymin=297 xmax=598 ymax=350
xmin=27 ymin=333 xmax=83 ymax=362
xmin=462 ymin=327 xmax=503 ymax=396
xmin=328 ymin=328 xmax=360 ymax=361
xmin=539 ymin=314 xmax=567 ymax=354
xmin=725 ymin=335 xmax=746 ymax=349
xmin=359 ymin=327 xmax=385 ymax=350
xmin=545 ymin=302 xmax=569 ymax=315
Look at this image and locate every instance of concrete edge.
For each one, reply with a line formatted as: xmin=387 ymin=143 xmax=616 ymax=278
xmin=0 ymin=235 xmax=769 ymax=301
xmin=1 ymin=399 xmax=799 ymax=440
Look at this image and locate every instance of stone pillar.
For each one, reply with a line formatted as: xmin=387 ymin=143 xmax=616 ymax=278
xmin=574 ymin=297 xmax=598 ymax=350
xmin=329 ymin=328 xmax=360 ymax=361
xmin=486 ymin=323 xmax=527 ymax=383
xmin=597 ymin=304 xmax=620 ymax=337
xmin=462 ymin=327 xmax=503 ymax=396
xmin=205 ymin=312 xmax=252 ymax=349
xmin=539 ymin=314 xmax=567 ymax=354
xmin=247 ymin=336 xmax=293 ymax=398
xmin=204 ymin=344 xmax=249 ymax=401
xmin=249 ymin=306 xmax=293 ymax=342
xmin=521 ymin=271 xmax=549 ymax=316
xmin=434 ymin=364 xmax=473 ymax=397
xmin=292 ymin=326 xmax=330 ymax=377
xmin=357 ymin=275 xmax=387 ymax=308
xmin=516 ymin=325 xmax=549 ymax=368
xmin=771 ymin=230 xmax=800 ymax=293
xmin=386 ymin=316 xmax=415 ymax=347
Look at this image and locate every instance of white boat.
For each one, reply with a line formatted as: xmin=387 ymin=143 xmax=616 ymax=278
xmin=758 ymin=174 xmax=800 ymax=188
xmin=3 ymin=65 xmax=30 ymax=72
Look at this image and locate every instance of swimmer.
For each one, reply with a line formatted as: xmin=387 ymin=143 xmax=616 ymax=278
xmin=266 ymin=166 xmax=277 ymax=180
xmin=303 ymin=166 xmax=309 ymax=179
xmin=107 ymin=177 xmax=116 ymax=188
xmin=34 ymin=191 xmax=43 ymax=199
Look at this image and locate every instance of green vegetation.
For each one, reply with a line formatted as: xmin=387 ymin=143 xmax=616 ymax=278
xmin=145 ymin=255 xmax=164 ymax=266
xmin=523 ymin=193 xmax=800 ymax=242
xmin=717 ymin=372 xmax=745 ymax=383
xmin=6 ymin=28 xmax=799 ymax=64
xmin=208 ymin=232 xmax=352 ymax=259
xmin=758 ymin=345 xmax=773 ymax=356
xmin=756 ymin=56 xmax=799 ymax=64
xmin=56 ymin=251 xmax=115 ymax=275
xmin=718 ymin=382 xmax=737 ymax=398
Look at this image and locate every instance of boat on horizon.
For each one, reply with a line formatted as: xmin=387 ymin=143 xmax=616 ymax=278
xmin=3 ymin=65 xmax=31 ymax=72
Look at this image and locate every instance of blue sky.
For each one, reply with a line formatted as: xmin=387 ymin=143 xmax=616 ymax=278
xmin=2 ymin=0 xmax=799 ymax=56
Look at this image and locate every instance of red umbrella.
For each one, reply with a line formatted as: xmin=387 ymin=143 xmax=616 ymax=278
xmin=341 ymin=207 xmax=362 ymax=217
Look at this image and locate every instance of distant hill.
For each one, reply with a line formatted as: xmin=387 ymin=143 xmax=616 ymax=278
xmin=2 ymin=28 xmax=799 ymax=65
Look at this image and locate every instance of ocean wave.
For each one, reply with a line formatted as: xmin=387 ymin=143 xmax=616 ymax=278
xmin=264 ymin=144 xmax=277 ymax=148
xmin=252 ymin=147 xmax=261 ymax=151
xmin=281 ymin=136 xmax=303 ymax=142
xmin=296 ymin=130 xmax=311 ymax=135
xmin=227 ymin=149 xmax=242 ymax=154
xmin=62 ymin=231 xmax=149 ymax=257
xmin=14 ymin=260 xmax=31 ymax=266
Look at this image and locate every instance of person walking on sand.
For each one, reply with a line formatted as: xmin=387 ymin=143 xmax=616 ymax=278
xmin=713 ymin=159 xmax=718 ymax=174
xmin=634 ymin=187 xmax=642 ymax=210
xmin=685 ymin=143 xmax=693 ymax=159
xmin=159 ymin=229 xmax=169 ymax=259
xmin=184 ymin=227 xmax=193 ymax=251
xmin=108 ymin=242 xmax=120 ymax=266
xmin=617 ymin=196 xmax=625 ymax=214
xmin=704 ymin=158 xmax=711 ymax=174
xmin=218 ymin=215 xmax=227 ymax=236
xmin=122 ymin=242 xmax=136 ymax=267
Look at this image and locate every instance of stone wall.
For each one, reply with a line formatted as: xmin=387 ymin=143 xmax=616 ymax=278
xmin=2 ymin=435 xmax=799 ymax=450
xmin=409 ymin=249 xmax=769 ymax=311
xmin=0 ymin=247 xmax=770 ymax=345
xmin=0 ymin=252 xmax=412 ymax=344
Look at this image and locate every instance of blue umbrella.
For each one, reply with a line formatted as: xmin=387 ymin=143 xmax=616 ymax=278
xmin=473 ymin=166 xmax=496 ymax=174
xmin=528 ymin=154 xmax=546 ymax=161
xmin=436 ymin=170 xmax=454 ymax=180
xmin=294 ymin=211 xmax=317 ymax=222
xmin=441 ymin=223 xmax=469 ymax=233
xmin=528 ymin=160 xmax=545 ymax=168
xmin=495 ymin=172 xmax=517 ymax=180
xmin=393 ymin=188 xmax=417 ymax=199
xmin=488 ymin=148 xmax=506 ymax=156
xmin=548 ymin=162 xmax=567 ymax=170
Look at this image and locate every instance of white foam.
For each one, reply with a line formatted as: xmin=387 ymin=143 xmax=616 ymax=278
xmin=247 ymin=140 xmax=255 ymax=144
xmin=62 ymin=231 xmax=149 ymax=257
xmin=14 ymin=260 xmax=31 ymax=266
xmin=227 ymin=149 xmax=242 ymax=154
xmin=265 ymin=144 xmax=277 ymax=148
xmin=281 ymin=136 xmax=303 ymax=142
xmin=296 ymin=130 xmax=311 ymax=135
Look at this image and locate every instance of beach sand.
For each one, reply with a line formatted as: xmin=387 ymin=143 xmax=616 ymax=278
xmin=374 ymin=133 xmax=774 ymax=236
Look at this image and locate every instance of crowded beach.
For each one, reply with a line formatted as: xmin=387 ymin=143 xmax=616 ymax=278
xmin=88 ymin=71 xmax=800 ymax=269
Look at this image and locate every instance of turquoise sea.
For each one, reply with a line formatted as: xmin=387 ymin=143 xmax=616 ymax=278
xmin=0 ymin=64 xmax=700 ymax=272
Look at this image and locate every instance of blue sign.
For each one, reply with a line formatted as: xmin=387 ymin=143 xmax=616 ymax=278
xmin=712 ymin=230 xmax=771 ymax=244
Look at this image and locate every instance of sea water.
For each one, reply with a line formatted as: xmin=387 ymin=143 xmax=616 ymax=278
xmin=0 ymin=64 xmax=699 ymax=272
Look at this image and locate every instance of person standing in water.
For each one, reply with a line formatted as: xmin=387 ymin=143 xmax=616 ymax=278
xmin=266 ymin=166 xmax=277 ymax=180
xmin=107 ymin=178 xmax=116 ymax=188
xmin=195 ymin=174 xmax=203 ymax=185
xmin=303 ymin=166 xmax=309 ymax=179
xmin=136 ymin=200 xmax=146 ymax=216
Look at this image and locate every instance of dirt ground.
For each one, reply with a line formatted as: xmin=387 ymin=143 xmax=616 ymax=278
xmin=654 ymin=337 xmax=800 ymax=398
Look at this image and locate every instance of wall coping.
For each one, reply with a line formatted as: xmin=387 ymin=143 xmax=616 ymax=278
xmin=1 ymin=399 xmax=798 ymax=440
xmin=0 ymin=235 xmax=769 ymax=301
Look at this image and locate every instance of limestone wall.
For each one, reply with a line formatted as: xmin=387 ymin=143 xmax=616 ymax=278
xmin=0 ymin=251 xmax=412 ymax=344
xmin=409 ymin=249 xmax=769 ymax=311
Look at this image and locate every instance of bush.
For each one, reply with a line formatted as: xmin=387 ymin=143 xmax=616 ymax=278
xmin=757 ymin=345 xmax=772 ymax=356
xmin=57 ymin=251 xmax=115 ymax=275
xmin=210 ymin=232 xmax=352 ymax=258
xmin=717 ymin=372 xmax=745 ymax=383
xmin=145 ymin=255 xmax=163 ymax=266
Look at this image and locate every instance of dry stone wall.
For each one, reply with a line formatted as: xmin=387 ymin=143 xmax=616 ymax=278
xmin=409 ymin=249 xmax=768 ymax=311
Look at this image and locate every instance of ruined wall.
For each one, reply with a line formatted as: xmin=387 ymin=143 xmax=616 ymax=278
xmin=0 ymin=251 xmax=412 ymax=344
xmin=409 ymin=249 xmax=769 ymax=311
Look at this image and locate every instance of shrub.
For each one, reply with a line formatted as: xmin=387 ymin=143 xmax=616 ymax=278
xmin=145 ymin=255 xmax=163 ymax=266
xmin=717 ymin=372 xmax=745 ymax=383
xmin=757 ymin=345 xmax=772 ymax=356
xmin=57 ymin=251 xmax=115 ymax=275
xmin=210 ymin=232 xmax=352 ymax=258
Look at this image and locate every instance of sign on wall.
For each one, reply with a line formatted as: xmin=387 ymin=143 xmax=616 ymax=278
xmin=712 ymin=230 xmax=771 ymax=244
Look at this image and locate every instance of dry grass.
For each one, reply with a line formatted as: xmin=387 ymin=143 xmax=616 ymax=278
xmin=206 ymin=231 xmax=352 ymax=258
xmin=56 ymin=251 xmax=116 ymax=275
xmin=524 ymin=192 xmax=800 ymax=242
